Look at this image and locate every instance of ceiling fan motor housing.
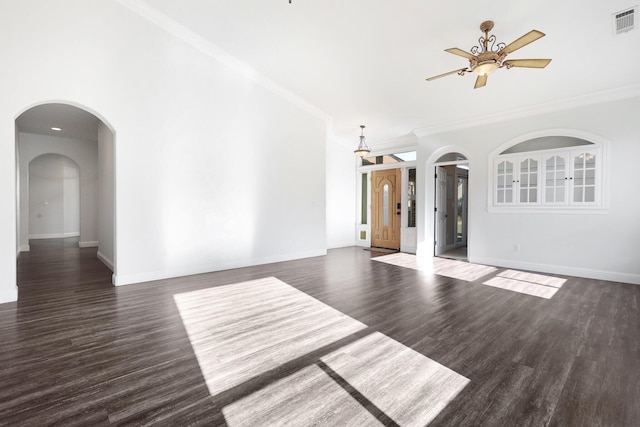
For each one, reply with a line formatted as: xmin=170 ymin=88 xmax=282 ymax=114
xmin=471 ymin=52 xmax=504 ymax=75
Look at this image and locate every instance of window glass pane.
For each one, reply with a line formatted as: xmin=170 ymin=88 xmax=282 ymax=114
xmin=585 ymin=186 xmax=595 ymax=202
xmin=362 ymin=151 xmax=416 ymax=166
xmin=521 ymin=189 xmax=528 ymax=202
xmin=585 ymin=154 xmax=596 ymax=168
xmin=408 ymin=168 xmax=416 ymax=228
xmin=360 ymin=174 xmax=368 ymax=224
xmin=436 ymin=152 xmax=467 ymax=162
xmin=456 ymin=177 xmax=464 ymax=242
xmin=574 ymin=187 xmax=583 ymax=203
xmin=557 ymin=187 xmax=565 ymax=202
xmin=546 ymin=172 xmax=554 ymax=187
xmin=506 ymin=190 xmax=513 ymax=203
xmin=585 ymin=169 xmax=595 ymax=186
xmin=383 ymin=184 xmax=389 ymax=227
xmin=545 ymin=190 xmax=554 ymax=203
xmin=546 ymin=157 xmax=554 ymax=168
xmin=530 ymin=190 xmax=537 ymax=203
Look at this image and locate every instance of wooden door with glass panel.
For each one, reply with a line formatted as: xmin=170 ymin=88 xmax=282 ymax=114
xmin=371 ymin=169 xmax=401 ymax=249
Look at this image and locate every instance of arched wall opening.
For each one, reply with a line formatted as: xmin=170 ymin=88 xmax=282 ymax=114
xmin=487 ymin=129 xmax=609 ymax=212
xmin=422 ymin=147 xmax=472 ymax=260
xmin=15 ymin=101 xmax=116 ymax=283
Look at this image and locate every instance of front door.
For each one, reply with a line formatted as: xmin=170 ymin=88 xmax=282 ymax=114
xmin=371 ymin=169 xmax=401 ymax=249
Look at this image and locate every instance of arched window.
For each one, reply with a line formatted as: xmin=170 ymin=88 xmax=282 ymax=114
xmin=489 ymin=135 xmax=605 ymax=212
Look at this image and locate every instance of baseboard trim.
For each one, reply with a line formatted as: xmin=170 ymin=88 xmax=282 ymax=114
xmin=328 ymin=241 xmax=357 ymax=249
xmin=29 ymin=232 xmax=80 ymax=239
xmin=471 ymin=257 xmax=640 ymax=285
xmin=20 ymin=244 xmax=30 ymax=252
xmin=97 ymin=251 xmax=114 ymax=272
xmin=113 ymin=249 xmax=327 ymax=287
xmin=79 ymin=241 xmax=99 ymax=248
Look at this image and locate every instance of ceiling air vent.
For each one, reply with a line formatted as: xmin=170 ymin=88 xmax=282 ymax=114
xmin=613 ymin=6 xmax=636 ymax=34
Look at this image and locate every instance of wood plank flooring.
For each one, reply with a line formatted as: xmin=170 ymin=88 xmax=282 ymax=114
xmin=1 ymin=238 xmax=639 ymax=426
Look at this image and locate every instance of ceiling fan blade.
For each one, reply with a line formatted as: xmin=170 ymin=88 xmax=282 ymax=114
xmin=503 ymin=58 xmax=552 ymax=69
xmin=499 ymin=30 xmax=545 ymax=55
xmin=445 ymin=48 xmax=475 ymax=60
xmin=426 ymin=67 xmax=469 ymax=81
xmin=474 ymin=74 xmax=487 ymax=89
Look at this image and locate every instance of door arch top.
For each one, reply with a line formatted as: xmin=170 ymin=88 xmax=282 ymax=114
xmin=435 ymin=152 xmax=468 ymax=163
xmin=15 ymin=100 xmax=116 ymax=136
xmin=427 ymin=146 xmax=472 ymax=166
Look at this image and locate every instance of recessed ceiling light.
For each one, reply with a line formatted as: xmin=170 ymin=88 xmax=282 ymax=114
xmin=51 ymin=127 xmax=61 ymax=131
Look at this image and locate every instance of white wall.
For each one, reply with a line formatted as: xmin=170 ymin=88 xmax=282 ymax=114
xmin=28 ymin=154 xmax=80 ymax=239
xmin=19 ymin=133 xmax=98 ymax=248
xmin=418 ymin=96 xmax=640 ymax=284
xmin=0 ymin=0 xmax=328 ymax=302
xmin=63 ymin=162 xmax=80 ymax=236
xmin=326 ymin=135 xmax=356 ymax=248
xmin=98 ymin=122 xmax=115 ymax=271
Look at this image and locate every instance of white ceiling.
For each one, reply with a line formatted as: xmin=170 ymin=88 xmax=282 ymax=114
xmin=17 ymin=1 xmax=640 ymax=147
xmin=139 ymin=0 xmax=640 ymax=146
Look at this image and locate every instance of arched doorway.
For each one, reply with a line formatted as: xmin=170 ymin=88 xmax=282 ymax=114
xmin=425 ymin=149 xmax=470 ymax=261
xmin=15 ymin=102 xmax=116 ymax=283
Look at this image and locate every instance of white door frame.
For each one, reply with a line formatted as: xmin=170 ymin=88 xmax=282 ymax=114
xmin=356 ymin=160 xmax=417 ymax=253
xmin=423 ymin=148 xmax=471 ymax=259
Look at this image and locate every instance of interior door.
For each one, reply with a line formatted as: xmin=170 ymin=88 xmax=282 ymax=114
xmin=371 ymin=169 xmax=401 ymax=249
xmin=435 ymin=166 xmax=447 ymax=255
xmin=456 ymin=175 xmax=468 ymax=246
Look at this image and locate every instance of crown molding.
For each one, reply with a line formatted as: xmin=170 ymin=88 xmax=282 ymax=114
xmin=368 ymin=134 xmax=419 ymax=155
xmin=114 ymin=0 xmax=332 ymax=123
xmin=413 ymin=83 xmax=640 ymax=137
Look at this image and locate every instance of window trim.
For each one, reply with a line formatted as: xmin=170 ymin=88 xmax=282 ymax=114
xmin=487 ymin=129 xmax=609 ymax=214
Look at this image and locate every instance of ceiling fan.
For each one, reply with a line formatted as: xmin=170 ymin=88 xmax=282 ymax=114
xmin=426 ymin=20 xmax=552 ymax=89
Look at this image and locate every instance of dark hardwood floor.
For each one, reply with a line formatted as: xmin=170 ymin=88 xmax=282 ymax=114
xmin=2 ymin=238 xmax=639 ymax=426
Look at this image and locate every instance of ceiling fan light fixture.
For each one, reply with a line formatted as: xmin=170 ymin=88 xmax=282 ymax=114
xmin=473 ymin=60 xmax=499 ymax=76
xmin=426 ymin=20 xmax=550 ymax=88
xmin=354 ymin=125 xmax=370 ymax=157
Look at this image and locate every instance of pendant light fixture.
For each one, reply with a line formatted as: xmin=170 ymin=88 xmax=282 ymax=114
xmin=354 ymin=125 xmax=371 ymax=157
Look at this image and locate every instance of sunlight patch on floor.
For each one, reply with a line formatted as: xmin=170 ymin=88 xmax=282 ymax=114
xmin=174 ymin=277 xmax=469 ymax=426
xmin=222 ymin=332 xmax=469 ymax=426
xmin=373 ymin=252 xmax=498 ymax=281
xmin=482 ymin=270 xmax=567 ymax=299
xmin=373 ymin=253 xmax=567 ymax=299
xmin=173 ymin=277 xmax=367 ymax=396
